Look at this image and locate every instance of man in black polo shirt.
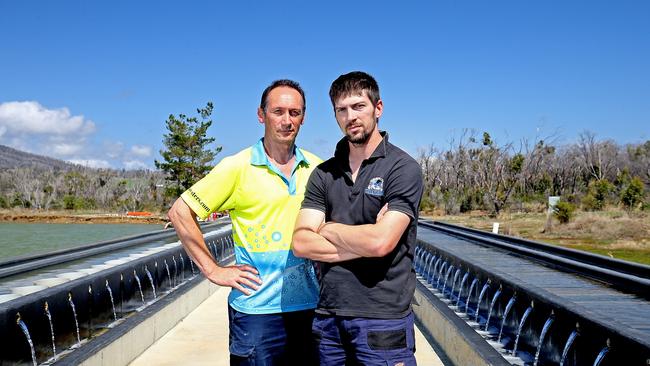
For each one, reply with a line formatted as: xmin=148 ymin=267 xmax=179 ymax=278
xmin=292 ymin=71 xmax=423 ymax=365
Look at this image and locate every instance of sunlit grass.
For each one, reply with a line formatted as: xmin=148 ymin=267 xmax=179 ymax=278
xmin=423 ymin=208 xmax=650 ymax=266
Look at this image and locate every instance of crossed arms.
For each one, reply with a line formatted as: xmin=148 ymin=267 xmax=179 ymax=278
xmin=291 ymin=206 xmax=411 ymax=263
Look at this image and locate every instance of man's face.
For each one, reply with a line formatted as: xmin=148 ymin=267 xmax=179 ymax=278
xmin=333 ymin=91 xmax=383 ymax=145
xmin=258 ymin=86 xmax=305 ymax=145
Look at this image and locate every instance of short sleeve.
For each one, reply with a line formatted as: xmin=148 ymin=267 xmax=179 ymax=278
xmin=384 ymin=157 xmax=423 ymax=220
xmin=301 ymin=167 xmax=327 ymax=213
xmin=180 ymin=155 xmax=241 ymax=220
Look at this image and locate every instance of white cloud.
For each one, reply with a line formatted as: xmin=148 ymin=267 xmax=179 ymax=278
xmin=130 ymin=145 xmax=152 ymax=157
xmin=0 ymin=101 xmax=153 ymax=171
xmin=0 ymin=101 xmax=95 ymax=136
xmin=104 ymin=141 xmax=125 ymax=159
xmin=0 ymin=101 xmax=100 ymax=161
xmin=68 ymin=159 xmax=112 ymax=169
xmin=52 ymin=142 xmax=84 ymax=156
xmin=123 ymin=160 xmax=150 ymax=170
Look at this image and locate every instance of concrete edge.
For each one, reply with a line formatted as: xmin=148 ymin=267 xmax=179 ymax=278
xmin=75 ymin=277 xmax=222 ymax=366
xmin=413 ymin=280 xmax=510 ymax=366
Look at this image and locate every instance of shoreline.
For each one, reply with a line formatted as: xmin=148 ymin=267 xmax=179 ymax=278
xmin=0 ymin=211 xmax=167 ymax=224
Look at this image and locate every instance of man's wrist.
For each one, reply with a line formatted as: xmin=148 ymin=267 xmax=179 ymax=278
xmin=204 ymin=262 xmax=221 ymax=278
xmin=318 ymin=221 xmax=333 ymax=233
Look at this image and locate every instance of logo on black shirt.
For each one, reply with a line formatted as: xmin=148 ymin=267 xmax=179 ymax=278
xmin=365 ymin=177 xmax=384 ymax=196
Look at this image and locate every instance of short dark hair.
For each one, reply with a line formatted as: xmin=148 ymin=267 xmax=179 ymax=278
xmin=329 ymin=71 xmax=380 ymax=107
xmin=260 ymin=79 xmax=306 ymax=112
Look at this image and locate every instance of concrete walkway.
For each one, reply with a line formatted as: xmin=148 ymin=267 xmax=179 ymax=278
xmin=130 ymin=285 xmax=444 ymax=366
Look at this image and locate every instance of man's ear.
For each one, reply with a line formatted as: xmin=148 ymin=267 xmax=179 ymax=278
xmin=257 ymin=107 xmax=265 ymax=124
xmin=374 ymin=99 xmax=384 ymax=119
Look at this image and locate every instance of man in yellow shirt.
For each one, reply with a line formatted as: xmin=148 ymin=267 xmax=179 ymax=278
xmin=168 ymin=79 xmax=321 ymax=365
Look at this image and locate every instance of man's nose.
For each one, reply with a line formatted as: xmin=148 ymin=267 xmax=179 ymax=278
xmin=280 ymin=112 xmax=293 ymax=124
xmin=345 ymin=108 xmax=357 ymax=121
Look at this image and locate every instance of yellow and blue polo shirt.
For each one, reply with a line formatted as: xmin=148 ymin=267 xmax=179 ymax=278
xmin=181 ymin=138 xmax=322 ymax=314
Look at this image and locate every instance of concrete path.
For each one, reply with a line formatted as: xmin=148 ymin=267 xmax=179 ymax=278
xmin=131 ymin=285 xmax=444 ymax=366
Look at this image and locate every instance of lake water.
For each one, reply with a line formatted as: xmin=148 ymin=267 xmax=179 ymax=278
xmin=0 ymin=223 xmax=163 ymax=260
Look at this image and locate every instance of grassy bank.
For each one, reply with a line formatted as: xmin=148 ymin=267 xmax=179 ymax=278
xmin=0 ymin=209 xmax=167 ymax=224
xmin=423 ymin=209 xmax=650 ymax=266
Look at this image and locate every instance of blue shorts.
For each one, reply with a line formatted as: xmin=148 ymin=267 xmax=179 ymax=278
xmin=312 ymin=311 xmax=417 ymax=366
xmin=228 ymin=306 xmax=317 ymax=366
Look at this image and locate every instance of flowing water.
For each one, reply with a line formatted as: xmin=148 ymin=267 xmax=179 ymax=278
xmin=498 ymin=295 xmax=517 ymax=342
xmin=105 ymin=280 xmax=118 ymax=321
xmin=133 ymin=270 xmax=145 ymax=304
xmin=560 ymin=329 xmax=579 ymax=366
xmin=17 ymin=314 xmax=37 ymax=366
xmin=68 ymin=294 xmax=81 ymax=346
xmin=45 ymin=302 xmax=57 ymax=359
xmin=512 ymin=305 xmax=534 ymax=356
xmin=475 ymin=282 xmax=490 ymax=322
xmin=485 ymin=288 xmax=502 ymax=331
xmin=534 ymin=313 xmax=555 ymax=366
xmin=144 ymin=266 xmax=157 ymax=299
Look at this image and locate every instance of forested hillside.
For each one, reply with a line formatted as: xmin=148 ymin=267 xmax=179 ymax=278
xmin=0 ymin=145 xmax=166 ymax=212
xmin=0 ymin=145 xmax=75 ymax=170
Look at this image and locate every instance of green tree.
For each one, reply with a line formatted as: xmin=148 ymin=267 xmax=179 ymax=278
xmin=620 ymin=177 xmax=645 ymax=210
xmin=583 ymin=179 xmax=614 ymax=210
xmin=553 ymin=201 xmax=576 ymax=224
xmin=155 ymin=102 xmax=222 ymax=199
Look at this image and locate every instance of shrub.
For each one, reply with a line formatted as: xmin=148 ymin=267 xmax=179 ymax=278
xmin=11 ymin=194 xmax=27 ymax=208
xmin=63 ymin=195 xmax=76 ymax=210
xmin=74 ymin=197 xmax=96 ymax=210
xmin=63 ymin=195 xmax=97 ymax=210
xmin=565 ymin=194 xmax=579 ymax=204
xmin=583 ymin=179 xmax=614 ymax=211
xmin=0 ymin=196 xmax=7 ymax=209
xmin=554 ymin=201 xmax=576 ymax=224
xmin=620 ymin=177 xmax=645 ymax=210
xmin=642 ymin=201 xmax=650 ymax=211
xmin=459 ymin=195 xmax=473 ymax=213
xmin=420 ymin=195 xmax=435 ymax=213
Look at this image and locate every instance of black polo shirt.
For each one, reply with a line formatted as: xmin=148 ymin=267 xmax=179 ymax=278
xmin=301 ymin=132 xmax=423 ymax=319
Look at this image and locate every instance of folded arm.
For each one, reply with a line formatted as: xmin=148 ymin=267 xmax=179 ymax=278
xmin=318 ymin=209 xmax=411 ymax=257
xmin=292 ymin=208 xmax=362 ymax=263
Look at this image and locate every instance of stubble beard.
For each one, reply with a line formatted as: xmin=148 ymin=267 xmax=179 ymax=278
xmin=346 ymin=129 xmax=371 ymax=145
xmin=345 ymin=120 xmax=376 ymax=146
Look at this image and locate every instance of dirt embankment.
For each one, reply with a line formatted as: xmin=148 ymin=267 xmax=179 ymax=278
xmin=0 ymin=211 xmax=168 ymax=224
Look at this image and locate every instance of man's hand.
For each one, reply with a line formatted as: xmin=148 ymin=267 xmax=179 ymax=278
xmin=206 ymin=264 xmax=262 ymax=296
xmin=168 ymin=198 xmax=263 ymax=295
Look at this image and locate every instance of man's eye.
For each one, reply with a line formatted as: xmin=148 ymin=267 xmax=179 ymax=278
xmin=354 ymin=104 xmax=365 ymax=110
xmin=290 ymin=111 xmax=302 ymax=117
xmin=273 ymin=110 xmax=283 ymax=115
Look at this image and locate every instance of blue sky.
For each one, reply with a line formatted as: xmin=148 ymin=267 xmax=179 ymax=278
xmin=1 ymin=1 xmax=649 ymax=169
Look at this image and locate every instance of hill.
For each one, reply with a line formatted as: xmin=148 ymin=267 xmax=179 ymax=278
xmin=0 ymin=144 xmax=75 ymax=170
